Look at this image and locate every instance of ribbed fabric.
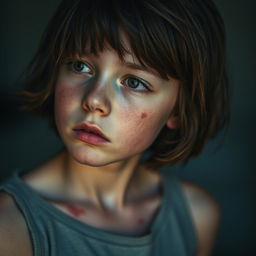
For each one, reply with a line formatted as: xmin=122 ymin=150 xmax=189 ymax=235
xmin=0 ymin=168 xmax=197 ymax=256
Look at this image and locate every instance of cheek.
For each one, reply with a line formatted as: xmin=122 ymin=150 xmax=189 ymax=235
xmin=55 ymin=83 xmax=76 ymax=106
xmin=117 ymin=108 xmax=163 ymax=150
xmin=141 ymin=112 xmax=147 ymax=119
xmin=54 ymin=82 xmax=79 ymax=124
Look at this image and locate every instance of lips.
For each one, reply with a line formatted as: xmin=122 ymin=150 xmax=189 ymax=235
xmin=72 ymin=122 xmax=110 ymax=142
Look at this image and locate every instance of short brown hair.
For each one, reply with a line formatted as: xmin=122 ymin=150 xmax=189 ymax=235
xmin=16 ymin=0 xmax=230 ymax=170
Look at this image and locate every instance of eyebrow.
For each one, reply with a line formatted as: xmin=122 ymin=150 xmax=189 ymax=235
xmin=123 ymin=62 xmax=162 ymax=78
xmin=124 ymin=62 xmax=149 ymax=72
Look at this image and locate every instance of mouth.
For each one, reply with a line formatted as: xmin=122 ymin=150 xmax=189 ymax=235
xmin=75 ymin=129 xmax=99 ymax=136
xmin=72 ymin=122 xmax=110 ymax=143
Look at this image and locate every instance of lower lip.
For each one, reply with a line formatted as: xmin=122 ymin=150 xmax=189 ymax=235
xmin=73 ymin=130 xmax=109 ymax=145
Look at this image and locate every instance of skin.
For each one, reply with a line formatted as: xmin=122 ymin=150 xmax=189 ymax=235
xmin=53 ymin=36 xmax=179 ymax=214
xmin=0 ymin=38 xmax=219 ymax=252
xmin=66 ymin=204 xmax=85 ymax=217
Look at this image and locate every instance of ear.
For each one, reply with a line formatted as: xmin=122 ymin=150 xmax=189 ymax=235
xmin=166 ymin=114 xmax=180 ymax=129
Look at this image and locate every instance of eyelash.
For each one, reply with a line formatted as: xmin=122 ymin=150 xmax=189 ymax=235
xmin=67 ymin=60 xmax=151 ymax=92
xmin=67 ymin=61 xmax=93 ymax=75
xmin=120 ymin=76 xmax=150 ymax=92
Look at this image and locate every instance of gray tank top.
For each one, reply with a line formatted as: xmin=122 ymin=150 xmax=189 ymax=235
xmin=0 ymin=168 xmax=197 ymax=256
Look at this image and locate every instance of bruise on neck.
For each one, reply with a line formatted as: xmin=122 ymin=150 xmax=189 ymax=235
xmin=66 ymin=204 xmax=86 ymax=217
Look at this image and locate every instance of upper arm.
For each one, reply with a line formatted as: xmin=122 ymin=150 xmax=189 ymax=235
xmin=0 ymin=191 xmax=33 ymax=256
xmin=181 ymin=181 xmax=220 ymax=256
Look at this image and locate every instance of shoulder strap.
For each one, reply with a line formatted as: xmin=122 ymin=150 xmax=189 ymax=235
xmin=0 ymin=171 xmax=44 ymax=256
xmin=161 ymin=170 xmax=198 ymax=255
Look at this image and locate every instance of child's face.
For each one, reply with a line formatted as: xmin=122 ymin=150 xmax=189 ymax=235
xmin=54 ymin=38 xmax=179 ymax=166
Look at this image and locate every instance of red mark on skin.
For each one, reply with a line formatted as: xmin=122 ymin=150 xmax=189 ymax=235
xmin=66 ymin=204 xmax=86 ymax=217
xmin=137 ymin=218 xmax=145 ymax=226
xmin=141 ymin=112 xmax=147 ymax=119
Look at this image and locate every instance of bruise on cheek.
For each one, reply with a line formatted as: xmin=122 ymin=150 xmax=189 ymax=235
xmin=141 ymin=112 xmax=147 ymax=119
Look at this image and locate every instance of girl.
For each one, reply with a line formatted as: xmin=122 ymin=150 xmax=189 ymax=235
xmin=0 ymin=0 xmax=230 ymax=255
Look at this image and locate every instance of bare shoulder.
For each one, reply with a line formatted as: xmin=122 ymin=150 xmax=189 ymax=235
xmin=180 ymin=181 xmax=220 ymax=256
xmin=0 ymin=191 xmax=33 ymax=256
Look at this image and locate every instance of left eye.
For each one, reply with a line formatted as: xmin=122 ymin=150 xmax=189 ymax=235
xmin=70 ymin=61 xmax=92 ymax=74
xmin=121 ymin=77 xmax=150 ymax=92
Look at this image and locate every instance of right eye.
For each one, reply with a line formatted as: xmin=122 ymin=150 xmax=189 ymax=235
xmin=68 ymin=61 xmax=93 ymax=75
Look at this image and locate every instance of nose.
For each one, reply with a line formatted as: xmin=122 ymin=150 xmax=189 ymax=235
xmin=81 ymin=80 xmax=111 ymax=116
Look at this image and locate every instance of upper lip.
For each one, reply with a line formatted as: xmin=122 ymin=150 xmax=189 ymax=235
xmin=72 ymin=122 xmax=110 ymax=141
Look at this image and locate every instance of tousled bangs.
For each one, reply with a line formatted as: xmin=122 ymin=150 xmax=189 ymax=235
xmin=53 ymin=0 xmax=183 ymax=80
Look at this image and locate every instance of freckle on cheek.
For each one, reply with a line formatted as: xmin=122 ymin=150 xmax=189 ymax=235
xmin=141 ymin=112 xmax=147 ymax=119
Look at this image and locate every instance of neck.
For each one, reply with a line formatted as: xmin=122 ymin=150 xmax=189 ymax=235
xmin=59 ymin=150 xmax=146 ymax=213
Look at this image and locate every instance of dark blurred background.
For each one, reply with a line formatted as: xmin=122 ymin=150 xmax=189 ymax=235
xmin=0 ymin=0 xmax=255 ymax=255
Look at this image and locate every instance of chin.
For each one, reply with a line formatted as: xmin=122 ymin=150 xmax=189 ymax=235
xmin=69 ymin=147 xmax=116 ymax=167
